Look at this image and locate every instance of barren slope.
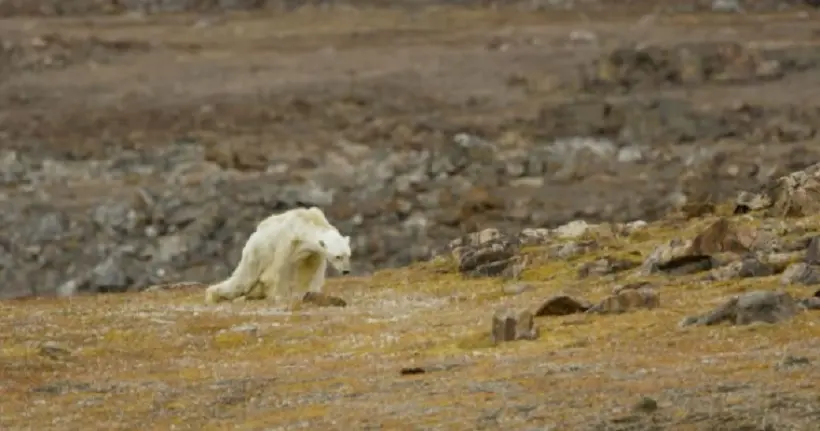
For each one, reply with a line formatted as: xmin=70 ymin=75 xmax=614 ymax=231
xmin=2 ymin=210 xmax=819 ymax=430
xmin=4 ymin=7 xmax=820 ymax=299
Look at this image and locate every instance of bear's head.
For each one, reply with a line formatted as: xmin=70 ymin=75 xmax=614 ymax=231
xmin=317 ymin=230 xmax=352 ymax=275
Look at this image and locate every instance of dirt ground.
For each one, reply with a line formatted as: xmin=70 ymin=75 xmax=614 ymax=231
xmin=2 ymin=213 xmax=820 ymax=430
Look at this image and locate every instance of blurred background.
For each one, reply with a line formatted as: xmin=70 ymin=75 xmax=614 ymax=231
xmin=2 ymin=0 xmax=819 ymax=298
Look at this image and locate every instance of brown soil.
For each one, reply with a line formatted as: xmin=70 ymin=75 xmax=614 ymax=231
xmin=3 ymin=214 xmax=819 ymax=430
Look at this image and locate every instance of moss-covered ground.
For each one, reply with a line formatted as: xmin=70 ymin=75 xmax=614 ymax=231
xmin=3 ymin=213 xmax=818 ymax=430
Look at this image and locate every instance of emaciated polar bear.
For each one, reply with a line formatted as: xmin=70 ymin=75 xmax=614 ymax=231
xmin=205 ymin=206 xmax=351 ymax=304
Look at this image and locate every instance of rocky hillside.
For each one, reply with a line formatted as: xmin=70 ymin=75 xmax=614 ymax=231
xmin=4 ymin=38 xmax=820 ymax=299
xmin=2 ymin=164 xmax=819 ymax=430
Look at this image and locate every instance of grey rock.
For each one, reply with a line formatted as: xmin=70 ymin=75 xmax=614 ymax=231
xmin=633 ymin=396 xmax=659 ymax=413
xmin=712 ymin=0 xmax=743 ymax=13
xmin=777 ymin=355 xmax=810 ymax=369
xmin=0 ymin=151 xmax=28 ymax=185
xmin=535 ymin=295 xmax=592 ymax=316
xmin=550 ymin=240 xmax=598 ymax=260
xmin=89 ymin=256 xmax=131 ymax=293
xmin=502 ymin=283 xmax=533 ymax=296
xmin=706 ymin=258 xmax=773 ymax=281
xmin=153 ymin=234 xmax=189 ymax=263
xmin=577 ymin=256 xmax=639 ymax=279
xmin=518 ymin=228 xmax=550 ymax=246
xmin=766 ymin=162 xmax=820 ymax=217
xmin=27 ymin=211 xmax=70 ymax=243
xmin=642 ymin=239 xmax=714 ymax=276
xmin=780 ymin=262 xmax=820 ymax=286
xmin=586 ymin=287 xmax=660 ymax=315
xmin=734 ymin=190 xmax=772 ymax=214
xmin=91 ymin=199 xmax=146 ymax=235
xmin=279 ymin=181 xmax=334 ymax=207
xmin=681 ymin=291 xmax=801 ymax=327
xmin=799 ymin=297 xmax=820 ymax=310
xmin=616 ymin=145 xmax=645 ymax=163
xmin=491 ymin=308 xmax=538 ymax=344
xmin=450 ymin=229 xmax=522 ymax=278
xmin=553 ymin=220 xmax=590 ymax=239
xmin=805 ymin=236 xmax=820 ymax=265
xmin=457 ymin=243 xmax=518 ymax=277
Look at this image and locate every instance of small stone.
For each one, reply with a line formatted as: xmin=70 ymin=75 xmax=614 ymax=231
xmin=553 ymin=220 xmax=590 ymax=239
xmin=612 ymin=281 xmax=654 ymax=295
xmin=586 ymin=288 xmax=659 ymax=315
xmin=682 ymin=291 xmax=801 ymax=326
xmin=38 ymin=341 xmax=71 ymax=360
xmin=642 ymin=239 xmax=714 ymax=276
xmin=690 ymin=218 xmax=754 ymax=255
xmin=399 ymin=367 xmax=426 ymax=375
xmin=767 ymin=163 xmax=820 ymax=217
xmin=535 ymin=295 xmax=592 ymax=316
xmin=777 ymin=355 xmax=810 ymax=369
xmin=503 ymin=283 xmax=533 ymax=296
xmin=633 ymin=396 xmax=658 ymax=413
xmin=712 ymin=0 xmax=742 ymax=13
xmin=799 ymin=297 xmax=820 ymax=310
xmin=89 ymin=257 xmax=131 ymax=293
xmin=302 ymin=292 xmax=347 ymax=307
xmin=616 ymin=146 xmax=643 ymax=163
xmin=805 ymin=236 xmax=820 ymax=265
xmin=780 ymin=262 xmax=820 ymax=286
xmin=734 ymin=190 xmax=772 ymax=214
xmin=454 ymin=232 xmax=520 ymax=278
xmin=706 ymin=258 xmax=773 ymax=282
xmin=518 ymin=228 xmax=550 ymax=246
xmin=678 ymin=315 xmax=701 ymax=328
xmin=143 ymin=281 xmax=208 ymax=292
xmin=568 ymin=29 xmax=597 ymax=44
xmin=491 ymin=308 xmax=538 ymax=343
xmin=551 ymin=241 xmax=590 ymax=260
xmin=577 ymin=256 xmax=639 ymax=279
xmin=623 ymin=220 xmax=648 ymax=235
xmin=229 ymin=324 xmax=259 ymax=336
xmin=56 ymin=279 xmax=81 ymax=297
xmin=764 ymin=251 xmax=805 ymax=272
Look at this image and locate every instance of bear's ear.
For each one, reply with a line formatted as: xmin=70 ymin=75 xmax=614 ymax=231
xmin=318 ymin=240 xmax=326 ymax=248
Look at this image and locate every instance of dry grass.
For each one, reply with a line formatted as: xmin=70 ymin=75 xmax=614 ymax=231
xmin=2 ymin=214 xmax=819 ymax=430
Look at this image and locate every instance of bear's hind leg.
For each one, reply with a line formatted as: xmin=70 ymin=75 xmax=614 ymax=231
xmin=206 ymin=280 xmax=243 ymax=304
xmin=206 ymin=237 xmax=265 ymax=304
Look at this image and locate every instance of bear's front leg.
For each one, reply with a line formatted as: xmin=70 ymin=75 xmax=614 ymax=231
xmin=260 ymin=264 xmax=291 ymax=304
xmin=307 ymin=258 xmax=328 ymax=294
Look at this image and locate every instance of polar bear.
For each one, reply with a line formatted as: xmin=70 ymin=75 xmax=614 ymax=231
xmin=205 ymin=206 xmax=351 ymax=304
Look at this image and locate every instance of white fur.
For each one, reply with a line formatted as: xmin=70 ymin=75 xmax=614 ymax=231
xmin=205 ymin=207 xmax=352 ymax=304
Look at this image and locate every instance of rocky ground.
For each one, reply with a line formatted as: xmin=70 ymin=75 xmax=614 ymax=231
xmin=3 ymin=2 xmax=820 ymax=299
xmin=2 ymin=164 xmax=819 ymax=430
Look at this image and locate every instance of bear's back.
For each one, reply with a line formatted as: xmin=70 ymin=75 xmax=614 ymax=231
xmin=298 ymin=206 xmax=332 ymax=229
xmin=256 ymin=206 xmax=333 ymax=233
